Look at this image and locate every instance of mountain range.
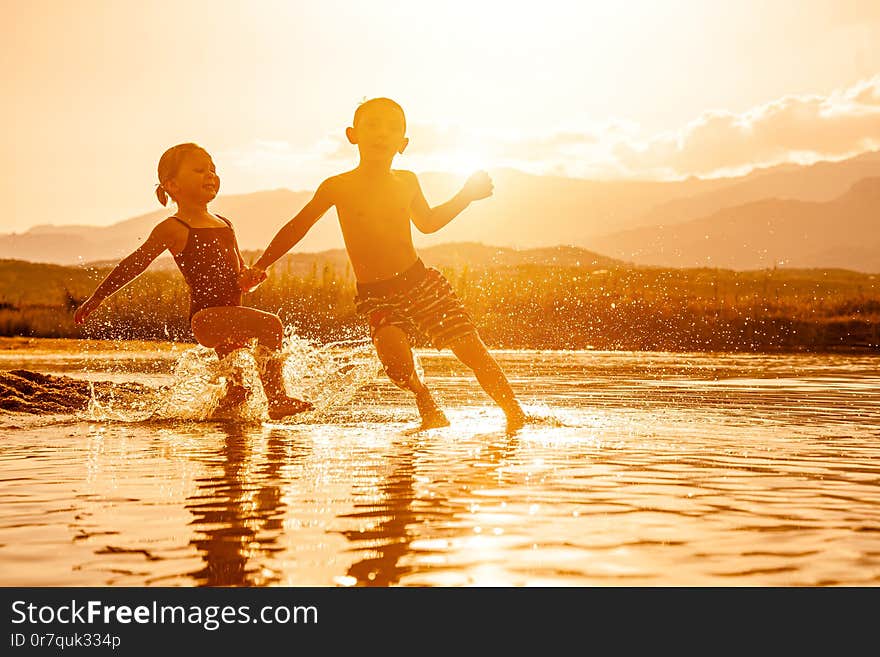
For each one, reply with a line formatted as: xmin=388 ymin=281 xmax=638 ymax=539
xmin=3 ymin=150 xmax=880 ymax=271
xmin=592 ymin=175 xmax=880 ymax=270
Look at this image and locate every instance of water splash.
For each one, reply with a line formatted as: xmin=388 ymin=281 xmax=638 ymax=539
xmin=84 ymin=331 xmax=382 ymax=424
xmin=522 ymin=404 xmax=576 ymax=428
xmin=275 ymin=331 xmax=382 ymax=424
xmin=85 ymin=379 xmax=156 ymax=423
xmin=160 ymin=345 xmax=267 ymax=422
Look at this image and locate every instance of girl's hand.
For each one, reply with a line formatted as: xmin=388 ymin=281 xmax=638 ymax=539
xmin=239 ymin=266 xmax=267 ymax=292
xmin=74 ymin=297 xmax=101 ymax=325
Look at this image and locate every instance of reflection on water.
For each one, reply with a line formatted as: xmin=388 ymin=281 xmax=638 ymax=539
xmin=186 ymin=427 xmax=287 ymax=586
xmin=337 ymin=441 xmax=417 ymax=587
xmin=1 ymin=346 xmax=879 ymax=586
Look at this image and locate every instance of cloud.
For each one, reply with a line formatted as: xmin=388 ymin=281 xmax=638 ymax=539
xmin=404 ymin=122 xmax=627 ymax=178
xmin=393 ymin=75 xmax=880 ymax=179
xmin=848 ymin=75 xmax=880 ymax=104
xmin=217 ymin=136 xmax=351 ymax=191
xmin=395 ymin=76 xmax=880 ymax=180
xmin=613 ymin=75 xmax=880 ymax=177
xmin=219 ymin=76 xmax=880 ymax=186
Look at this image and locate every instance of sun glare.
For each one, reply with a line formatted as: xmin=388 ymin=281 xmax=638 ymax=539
xmin=436 ymin=148 xmax=493 ymax=176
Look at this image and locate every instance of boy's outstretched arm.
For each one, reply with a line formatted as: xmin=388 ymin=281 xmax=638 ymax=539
xmin=409 ymin=170 xmax=493 ymax=234
xmin=246 ymin=181 xmax=334 ymax=283
xmin=73 ymin=222 xmax=174 ymax=324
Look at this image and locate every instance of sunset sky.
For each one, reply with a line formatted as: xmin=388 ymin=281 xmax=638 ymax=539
xmin=3 ymin=0 xmax=880 ymax=232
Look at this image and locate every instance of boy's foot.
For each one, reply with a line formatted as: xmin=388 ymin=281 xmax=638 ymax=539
xmin=505 ymin=407 xmax=527 ymax=434
xmin=415 ymin=391 xmax=450 ymax=430
xmin=417 ymin=408 xmax=450 ymax=430
xmin=267 ymin=396 xmax=313 ymax=420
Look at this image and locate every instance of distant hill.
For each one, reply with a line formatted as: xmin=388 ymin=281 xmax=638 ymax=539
xmin=1 ymin=189 xmax=320 ymax=266
xmin=0 ymin=169 xmax=729 ymax=265
xmin=3 ymin=151 xmax=880 ymax=270
xmin=589 ymin=177 xmax=880 ymax=271
xmin=628 ymin=150 xmax=880 ymax=229
xmin=410 ymin=242 xmax=624 ymax=271
xmin=414 ymin=169 xmax=731 ymax=249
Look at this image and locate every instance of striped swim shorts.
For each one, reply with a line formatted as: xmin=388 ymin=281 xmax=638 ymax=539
xmin=354 ymin=259 xmax=478 ymax=348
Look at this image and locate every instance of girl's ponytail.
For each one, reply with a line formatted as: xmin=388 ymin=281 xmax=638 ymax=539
xmin=156 ymin=184 xmax=169 ymax=206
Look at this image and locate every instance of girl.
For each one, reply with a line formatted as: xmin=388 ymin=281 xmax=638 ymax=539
xmin=74 ymin=142 xmax=311 ymax=420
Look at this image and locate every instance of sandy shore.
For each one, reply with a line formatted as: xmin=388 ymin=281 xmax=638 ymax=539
xmin=0 ymin=339 xmax=168 ymax=428
xmin=1 ymin=367 xmax=155 ymax=426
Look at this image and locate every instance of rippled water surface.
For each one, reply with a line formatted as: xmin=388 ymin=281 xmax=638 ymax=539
xmin=1 ymin=340 xmax=879 ymax=586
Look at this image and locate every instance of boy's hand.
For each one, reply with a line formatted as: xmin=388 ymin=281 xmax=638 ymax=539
xmin=461 ymin=170 xmax=494 ymax=202
xmin=74 ymin=297 xmax=100 ymax=325
xmin=239 ymin=266 xmax=267 ymax=292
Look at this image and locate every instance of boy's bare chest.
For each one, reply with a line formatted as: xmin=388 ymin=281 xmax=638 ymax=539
xmin=337 ymin=183 xmax=411 ymax=226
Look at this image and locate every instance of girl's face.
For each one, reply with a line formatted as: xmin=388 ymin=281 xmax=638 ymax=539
xmin=169 ymin=150 xmax=219 ymax=203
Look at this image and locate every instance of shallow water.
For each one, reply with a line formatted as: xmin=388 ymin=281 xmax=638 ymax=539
xmin=1 ymin=340 xmax=879 ymax=586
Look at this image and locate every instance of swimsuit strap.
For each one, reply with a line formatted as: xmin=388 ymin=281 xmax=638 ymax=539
xmin=170 ymin=215 xmax=233 ymax=230
xmin=214 ymin=214 xmax=244 ymax=267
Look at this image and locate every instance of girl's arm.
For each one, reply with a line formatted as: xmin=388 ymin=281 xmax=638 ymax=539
xmin=74 ymin=222 xmax=175 ymax=324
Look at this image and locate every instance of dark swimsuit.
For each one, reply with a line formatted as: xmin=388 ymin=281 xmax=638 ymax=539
xmin=170 ymin=215 xmax=243 ymax=320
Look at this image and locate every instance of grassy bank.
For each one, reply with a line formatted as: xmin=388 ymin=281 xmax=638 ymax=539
xmin=0 ymin=257 xmax=877 ymax=352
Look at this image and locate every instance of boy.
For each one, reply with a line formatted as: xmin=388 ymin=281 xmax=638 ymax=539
xmin=241 ymin=97 xmax=526 ymax=432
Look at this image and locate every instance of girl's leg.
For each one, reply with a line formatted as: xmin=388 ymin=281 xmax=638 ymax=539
xmin=191 ymin=307 xmax=311 ymax=418
xmin=449 ymin=333 xmax=525 ymax=432
xmin=372 ymin=324 xmax=448 ymax=429
xmin=192 ymin=306 xmax=284 ymax=352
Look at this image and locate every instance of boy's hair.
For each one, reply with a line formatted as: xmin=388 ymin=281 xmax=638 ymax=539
xmin=353 ymin=97 xmax=406 ymax=132
xmin=156 ymin=142 xmax=210 ymax=206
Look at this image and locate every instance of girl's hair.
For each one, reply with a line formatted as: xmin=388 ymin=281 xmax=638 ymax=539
xmin=155 ymin=142 xmax=210 ymax=206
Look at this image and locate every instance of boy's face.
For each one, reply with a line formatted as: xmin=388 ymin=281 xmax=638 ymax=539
xmin=347 ymin=104 xmax=408 ymax=160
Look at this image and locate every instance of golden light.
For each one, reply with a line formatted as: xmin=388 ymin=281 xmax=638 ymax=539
xmin=433 ymin=147 xmax=494 ymax=176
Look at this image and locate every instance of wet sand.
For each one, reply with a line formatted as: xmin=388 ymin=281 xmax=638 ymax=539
xmin=0 ymin=369 xmax=151 ymax=415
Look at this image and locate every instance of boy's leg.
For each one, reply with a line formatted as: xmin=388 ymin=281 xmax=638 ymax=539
xmin=449 ymin=333 xmax=526 ymax=432
xmin=192 ymin=306 xmax=312 ymax=418
xmin=373 ymin=324 xmax=449 ymax=429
